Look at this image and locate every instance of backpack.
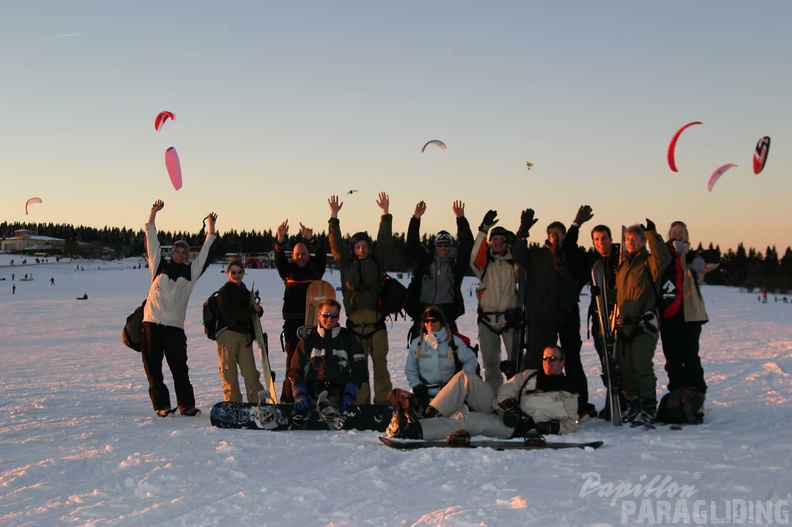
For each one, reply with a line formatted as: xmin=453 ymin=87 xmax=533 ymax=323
xmin=379 ymin=273 xmax=408 ymax=319
xmin=656 ymin=387 xmax=705 ymax=424
xmin=121 ymin=300 xmax=146 ymax=352
xmin=202 ymin=291 xmax=221 ymax=340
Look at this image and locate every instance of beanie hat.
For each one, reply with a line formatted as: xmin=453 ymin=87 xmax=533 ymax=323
xmin=489 ymin=226 xmax=512 ymax=241
xmin=350 ymin=231 xmax=372 ymax=247
xmin=434 ymin=231 xmax=453 ymax=246
xmin=172 ymin=240 xmax=190 ymax=250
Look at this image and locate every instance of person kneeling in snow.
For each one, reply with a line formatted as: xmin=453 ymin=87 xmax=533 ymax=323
xmin=387 ymin=345 xmax=578 ymax=440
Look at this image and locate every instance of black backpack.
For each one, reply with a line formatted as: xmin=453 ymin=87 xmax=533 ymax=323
xmin=202 ymin=291 xmax=221 ymax=340
xmin=378 ymin=273 xmax=408 ymax=319
xmin=656 ymin=388 xmax=705 ymax=424
xmin=121 ymin=300 xmax=146 ymax=352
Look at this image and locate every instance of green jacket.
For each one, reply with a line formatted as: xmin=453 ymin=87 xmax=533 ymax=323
xmin=328 ymin=215 xmax=393 ymax=314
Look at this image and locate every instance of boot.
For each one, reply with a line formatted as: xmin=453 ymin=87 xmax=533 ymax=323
xmin=385 ymin=407 xmax=423 ymax=439
xmin=621 ymin=397 xmax=640 ymax=424
xmin=630 ymin=398 xmax=657 ymax=427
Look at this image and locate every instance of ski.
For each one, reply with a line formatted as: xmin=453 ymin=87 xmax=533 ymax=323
xmin=250 ymin=285 xmax=277 ymax=404
xmin=591 ymin=260 xmax=622 ymax=426
xmin=210 ymin=401 xmax=393 ymax=431
xmin=379 ymin=430 xmax=603 ymax=451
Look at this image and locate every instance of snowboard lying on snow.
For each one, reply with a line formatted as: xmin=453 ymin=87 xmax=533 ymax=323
xmin=379 ymin=430 xmax=603 ymax=451
xmin=210 ymin=401 xmax=393 ymax=431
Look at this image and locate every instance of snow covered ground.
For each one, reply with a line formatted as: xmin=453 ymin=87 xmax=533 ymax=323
xmin=1 ymin=254 xmax=791 ymax=527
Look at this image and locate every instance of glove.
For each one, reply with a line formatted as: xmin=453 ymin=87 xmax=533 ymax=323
xmin=411 ymin=384 xmax=430 ymax=412
xmin=515 ymin=209 xmax=538 ymax=239
xmin=339 ymin=382 xmax=359 ymax=411
xmin=574 ymin=205 xmax=593 ymax=226
xmin=689 ymin=255 xmax=705 ymax=274
xmin=500 ymin=398 xmax=535 ymax=430
xmin=644 ymin=218 xmax=656 ymax=232
xmin=292 ymin=383 xmax=311 ymax=411
xmin=478 ymin=209 xmax=499 ymax=233
xmin=535 ymin=420 xmax=561 ymax=435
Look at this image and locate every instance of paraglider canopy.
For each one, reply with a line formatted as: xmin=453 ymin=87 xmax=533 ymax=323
xmin=154 ymin=111 xmax=175 ymax=131
xmin=25 ymin=197 xmax=42 ymax=215
xmin=165 ymin=147 xmax=183 ymax=190
xmin=707 ymin=163 xmax=737 ymax=192
xmin=753 ymin=136 xmax=770 ymax=175
xmin=667 ymin=121 xmax=702 ymax=172
xmin=526 ymin=162 xmax=534 ymax=170
xmin=421 ymin=139 xmax=447 ymax=153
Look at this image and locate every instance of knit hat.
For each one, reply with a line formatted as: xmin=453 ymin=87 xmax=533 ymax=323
xmin=434 ymin=231 xmax=453 ymax=246
xmin=172 ymin=240 xmax=190 ymax=251
xmin=350 ymin=232 xmax=371 ymax=246
xmin=489 ymin=226 xmax=512 ymax=241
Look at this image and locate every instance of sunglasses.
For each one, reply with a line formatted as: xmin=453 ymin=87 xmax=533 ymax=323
xmin=423 ymin=318 xmax=439 ymax=323
xmin=230 ymin=269 xmax=244 ymax=275
xmin=320 ymin=312 xmax=340 ymax=319
xmin=542 ymin=356 xmax=562 ymax=362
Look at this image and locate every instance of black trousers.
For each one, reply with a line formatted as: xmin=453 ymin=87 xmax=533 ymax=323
xmin=141 ymin=322 xmax=195 ymax=411
xmin=555 ymin=309 xmax=590 ymax=411
xmin=280 ymin=318 xmax=303 ymax=403
xmin=660 ymin=314 xmax=707 ymax=393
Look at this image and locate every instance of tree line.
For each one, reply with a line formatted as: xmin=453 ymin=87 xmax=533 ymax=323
xmin=4 ymin=221 xmax=792 ymax=293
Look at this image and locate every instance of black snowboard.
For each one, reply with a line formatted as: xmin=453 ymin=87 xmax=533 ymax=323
xmin=210 ymin=401 xmax=393 ymax=431
xmin=379 ymin=435 xmax=603 ymax=451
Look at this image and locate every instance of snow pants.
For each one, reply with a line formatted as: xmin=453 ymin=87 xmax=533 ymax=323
xmin=477 ymin=322 xmax=518 ymax=393
xmin=349 ymin=309 xmax=392 ymax=405
xmin=420 ymin=371 xmax=512 ymax=440
xmin=216 ymin=329 xmax=264 ymax=403
xmin=141 ymin=322 xmax=195 ymax=412
xmin=660 ymin=315 xmax=706 ymax=393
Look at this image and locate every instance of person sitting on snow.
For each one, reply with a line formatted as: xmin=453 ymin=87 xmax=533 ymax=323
xmin=405 ymin=306 xmax=479 ymax=416
xmin=386 ymin=345 xmax=578 ymax=440
xmin=288 ymin=299 xmax=368 ymax=414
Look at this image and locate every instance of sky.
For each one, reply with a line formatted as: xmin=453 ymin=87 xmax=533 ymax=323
xmin=2 ymin=1 xmax=791 ymax=253
xmin=2 ymin=256 xmax=792 ymax=525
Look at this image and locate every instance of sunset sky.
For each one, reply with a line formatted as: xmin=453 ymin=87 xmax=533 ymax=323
xmin=2 ymin=1 xmax=790 ymax=253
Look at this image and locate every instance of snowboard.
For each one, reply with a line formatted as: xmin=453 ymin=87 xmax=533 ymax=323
xmin=379 ymin=432 xmax=603 ymax=451
xmin=250 ymin=285 xmax=277 ymax=404
xmin=591 ymin=260 xmax=622 ymax=426
xmin=304 ymin=280 xmax=337 ymax=328
xmin=210 ymin=401 xmax=393 ymax=431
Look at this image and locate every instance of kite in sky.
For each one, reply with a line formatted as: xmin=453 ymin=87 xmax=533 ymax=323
xmin=421 ymin=139 xmax=447 ymax=153
xmin=25 ymin=197 xmax=42 ymax=215
xmin=155 ymin=111 xmax=175 ymax=131
xmin=165 ymin=147 xmax=183 ymax=190
xmin=667 ymin=121 xmax=702 ymax=172
xmin=753 ymin=136 xmax=770 ymax=175
xmin=526 ymin=162 xmax=534 ymax=170
xmin=707 ymin=163 xmax=737 ymax=192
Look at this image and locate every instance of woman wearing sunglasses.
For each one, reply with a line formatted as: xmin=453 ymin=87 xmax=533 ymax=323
xmin=404 ymin=306 xmax=479 ymax=417
xmin=214 ymin=259 xmax=264 ymax=404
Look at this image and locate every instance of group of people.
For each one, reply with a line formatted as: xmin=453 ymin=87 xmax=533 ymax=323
xmin=137 ymin=196 xmax=710 ymax=441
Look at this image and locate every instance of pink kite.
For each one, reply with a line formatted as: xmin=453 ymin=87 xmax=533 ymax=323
xmin=165 ymin=147 xmax=183 ymax=190
xmin=25 ymin=197 xmax=42 ymax=215
xmin=667 ymin=121 xmax=702 ymax=172
xmin=707 ymin=163 xmax=736 ymax=192
xmin=154 ymin=111 xmax=175 ymax=131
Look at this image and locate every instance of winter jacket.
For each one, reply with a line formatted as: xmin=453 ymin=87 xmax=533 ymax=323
xmin=614 ymin=229 xmax=671 ymax=338
xmin=143 ymin=222 xmax=216 ymax=329
xmin=328 ymin=215 xmax=393 ymax=315
xmin=288 ymin=325 xmax=368 ymax=398
xmin=216 ymin=280 xmax=258 ymax=337
xmin=274 ymin=237 xmax=326 ymax=321
xmin=405 ymin=215 xmax=474 ymax=321
xmin=405 ymin=327 xmax=479 ymax=396
xmin=495 ymin=369 xmax=579 ymax=434
xmin=660 ymin=241 xmax=708 ymax=323
xmin=470 ymin=231 xmax=521 ymax=330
